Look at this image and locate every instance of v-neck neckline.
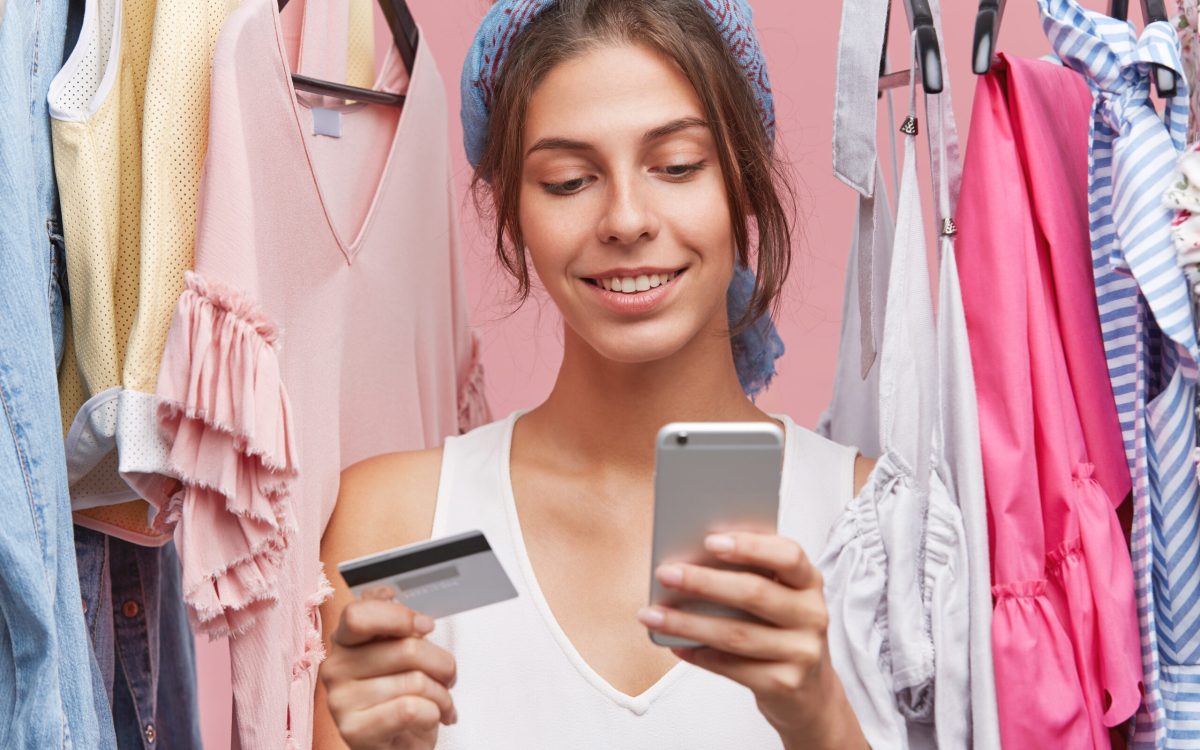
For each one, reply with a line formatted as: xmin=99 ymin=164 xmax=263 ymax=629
xmin=269 ymin=0 xmax=419 ymax=264
xmin=498 ymin=411 xmax=690 ymax=714
xmin=496 ymin=411 xmax=798 ymax=715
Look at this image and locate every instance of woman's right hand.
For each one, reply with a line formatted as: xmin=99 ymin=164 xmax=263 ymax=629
xmin=320 ymin=588 xmax=458 ymax=750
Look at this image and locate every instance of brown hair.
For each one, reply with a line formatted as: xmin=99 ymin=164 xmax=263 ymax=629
xmin=471 ymin=0 xmax=794 ymax=330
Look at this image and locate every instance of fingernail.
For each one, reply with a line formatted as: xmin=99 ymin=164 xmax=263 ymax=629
xmin=638 ymin=607 xmax=665 ymax=627
xmin=657 ymin=565 xmax=684 ymax=586
xmin=705 ymin=534 xmax=735 ymax=553
xmin=414 ymin=614 xmax=435 ymax=634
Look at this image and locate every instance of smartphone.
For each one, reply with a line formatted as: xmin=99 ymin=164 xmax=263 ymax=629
xmin=648 ymin=422 xmax=784 ymax=648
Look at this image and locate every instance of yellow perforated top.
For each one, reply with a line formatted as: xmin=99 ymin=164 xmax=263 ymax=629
xmin=48 ymin=0 xmax=379 ymax=544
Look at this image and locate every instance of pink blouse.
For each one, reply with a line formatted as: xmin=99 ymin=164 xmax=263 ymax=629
xmin=152 ymin=0 xmax=489 ymax=746
xmin=957 ymin=54 xmax=1140 ymax=748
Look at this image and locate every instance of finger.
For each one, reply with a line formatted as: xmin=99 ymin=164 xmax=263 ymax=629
xmin=332 ymin=635 xmax=458 ymax=686
xmin=704 ymin=532 xmax=820 ymax=591
xmin=673 ymin=647 xmax=820 ymax=698
xmin=328 ymin=670 xmax=456 ymax=726
xmin=655 ymin=563 xmax=826 ymax=628
xmin=334 ymin=598 xmax=435 ymax=647
xmin=337 ymin=695 xmax=442 ymax=748
xmin=639 ymin=605 xmax=820 ymax=662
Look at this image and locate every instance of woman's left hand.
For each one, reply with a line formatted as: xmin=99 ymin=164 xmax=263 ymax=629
xmin=637 ymin=531 xmax=867 ymax=750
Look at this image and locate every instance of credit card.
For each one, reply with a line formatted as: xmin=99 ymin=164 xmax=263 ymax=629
xmin=336 ymin=530 xmax=518 ymax=619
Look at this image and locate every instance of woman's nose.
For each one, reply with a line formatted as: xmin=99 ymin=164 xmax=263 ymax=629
xmin=596 ymin=176 xmax=660 ymax=246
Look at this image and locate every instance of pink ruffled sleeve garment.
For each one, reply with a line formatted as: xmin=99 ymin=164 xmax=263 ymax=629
xmin=153 ymin=0 xmax=489 ymax=746
xmin=957 ymin=55 xmax=1140 ymax=749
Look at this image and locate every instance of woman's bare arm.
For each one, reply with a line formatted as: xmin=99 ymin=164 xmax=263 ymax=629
xmin=312 ymin=448 xmax=444 ymax=750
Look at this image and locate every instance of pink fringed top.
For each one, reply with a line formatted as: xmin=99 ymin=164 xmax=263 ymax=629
xmin=152 ymin=0 xmax=489 ymax=746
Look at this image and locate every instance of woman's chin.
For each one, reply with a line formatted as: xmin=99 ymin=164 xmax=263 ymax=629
xmin=573 ymin=325 xmax=697 ymax=368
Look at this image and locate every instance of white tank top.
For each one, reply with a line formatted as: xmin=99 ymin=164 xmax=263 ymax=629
xmin=427 ymin=411 xmax=858 ymax=749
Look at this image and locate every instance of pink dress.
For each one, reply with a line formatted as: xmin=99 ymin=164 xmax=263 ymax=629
xmin=957 ymin=54 xmax=1140 ymax=748
xmin=151 ymin=0 xmax=489 ymax=746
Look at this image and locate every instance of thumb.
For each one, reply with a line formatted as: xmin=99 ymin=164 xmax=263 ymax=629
xmin=361 ymin=585 xmax=396 ymax=601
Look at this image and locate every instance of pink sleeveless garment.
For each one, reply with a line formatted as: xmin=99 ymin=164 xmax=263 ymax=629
xmin=151 ymin=0 xmax=489 ymax=746
xmin=957 ymin=55 xmax=1139 ymax=748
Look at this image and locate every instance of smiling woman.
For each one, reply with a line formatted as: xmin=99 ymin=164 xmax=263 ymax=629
xmin=313 ymin=2 xmax=875 ymax=749
xmin=516 ymin=42 xmax=745 ymax=366
xmin=473 ymin=1 xmax=792 ymax=342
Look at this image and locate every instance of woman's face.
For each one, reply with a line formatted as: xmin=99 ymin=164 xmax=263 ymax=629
xmin=519 ymin=42 xmax=736 ymax=367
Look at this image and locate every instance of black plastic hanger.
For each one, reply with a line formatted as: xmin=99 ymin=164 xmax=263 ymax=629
xmin=972 ymin=0 xmax=1005 ymax=75
xmin=879 ymin=0 xmax=944 ymax=94
xmin=908 ymin=0 xmax=944 ymax=93
xmin=277 ymin=0 xmax=418 ymax=106
xmin=1108 ymin=0 xmax=1178 ymax=96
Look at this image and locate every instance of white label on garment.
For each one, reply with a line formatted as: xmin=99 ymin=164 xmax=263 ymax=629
xmin=313 ymin=108 xmax=342 ymax=138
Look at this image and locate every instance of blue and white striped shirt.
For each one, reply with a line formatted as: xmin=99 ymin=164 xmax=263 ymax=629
xmin=1039 ymin=1 xmax=1197 ymax=746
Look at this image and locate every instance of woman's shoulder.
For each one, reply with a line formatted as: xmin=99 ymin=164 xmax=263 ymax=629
xmin=332 ymin=446 xmax=445 ymax=551
xmin=341 ymin=446 xmax=446 ymax=503
xmin=334 ymin=415 xmax=518 ymax=543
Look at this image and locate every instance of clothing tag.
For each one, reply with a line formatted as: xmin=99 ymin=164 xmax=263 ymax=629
xmin=313 ymin=107 xmax=342 ymax=138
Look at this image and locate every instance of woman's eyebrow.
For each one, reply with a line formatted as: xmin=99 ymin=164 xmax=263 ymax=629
xmin=525 ymin=137 xmax=594 ymax=158
xmin=524 ymin=117 xmax=710 ymax=159
xmin=642 ymin=117 xmax=709 ymax=143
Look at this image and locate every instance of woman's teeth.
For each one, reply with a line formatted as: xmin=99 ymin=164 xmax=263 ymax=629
xmin=598 ymin=271 xmax=680 ymax=293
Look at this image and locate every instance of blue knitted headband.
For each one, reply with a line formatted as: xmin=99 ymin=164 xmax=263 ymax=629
xmin=461 ymin=0 xmax=784 ymax=397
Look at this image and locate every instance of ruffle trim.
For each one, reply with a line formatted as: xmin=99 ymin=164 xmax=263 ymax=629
xmin=155 ymin=271 xmax=299 ymax=638
xmin=285 ymin=572 xmax=336 ymax=750
xmin=292 ymin=571 xmax=335 ymax=679
xmin=992 ymin=578 xmax=1047 ymax=601
xmin=457 ymin=332 xmax=492 ymax=433
xmin=999 ymin=465 xmax=1141 ymax=728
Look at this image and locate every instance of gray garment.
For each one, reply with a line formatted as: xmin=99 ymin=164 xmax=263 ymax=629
xmin=819 ymin=90 xmax=971 ymax=750
xmin=821 ymin=0 xmax=1001 ymax=745
xmin=817 ymin=169 xmax=892 ymax=460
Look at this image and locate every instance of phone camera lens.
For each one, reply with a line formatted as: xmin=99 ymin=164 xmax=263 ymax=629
xmin=676 ymin=432 xmax=688 ymax=446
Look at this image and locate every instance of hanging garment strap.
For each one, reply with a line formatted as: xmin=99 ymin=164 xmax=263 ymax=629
xmin=832 ymin=0 xmax=892 ymax=377
xmin=924 ymin=0 xmax=962 ymax=249
xmin=832 ymin=0 xmax=889 ymax=196
xmin=923 ymin=0 xmax=959 ymax=467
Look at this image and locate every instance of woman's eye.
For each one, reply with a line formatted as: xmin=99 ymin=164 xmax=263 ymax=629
xmin=657 ymin=162 xmax=706 ymax=179
xmin=542 ymin=176 xmax=593 ymax=195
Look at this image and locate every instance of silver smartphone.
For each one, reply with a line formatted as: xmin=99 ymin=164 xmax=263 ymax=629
xmin=648 ymin=421 xmax=784 ymax=648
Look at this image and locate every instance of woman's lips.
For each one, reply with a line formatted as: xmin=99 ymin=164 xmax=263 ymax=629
xmin=584 ymin=270 xmax=685 ymax=315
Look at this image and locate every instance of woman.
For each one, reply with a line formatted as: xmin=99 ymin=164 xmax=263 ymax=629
xmin=314 ymin=1 xmax=874 ymax=747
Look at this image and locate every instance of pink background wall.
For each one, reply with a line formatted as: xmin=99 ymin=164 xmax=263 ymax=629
xmin=196 ymin=0 xmax=1117 ymax=746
